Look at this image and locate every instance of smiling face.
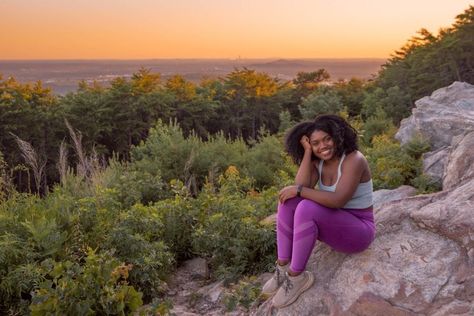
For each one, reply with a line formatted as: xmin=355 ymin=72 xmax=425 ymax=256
xmin=309 ymin=129 xmax=337 ymax=161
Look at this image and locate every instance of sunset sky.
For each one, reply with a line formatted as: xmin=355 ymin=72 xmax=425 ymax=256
xmin=1 ymin=0 xmax=472 ymax=59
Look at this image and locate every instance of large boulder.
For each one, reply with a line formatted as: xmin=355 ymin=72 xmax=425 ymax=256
xmin=395 ymin=81 xmax=474 ymax=150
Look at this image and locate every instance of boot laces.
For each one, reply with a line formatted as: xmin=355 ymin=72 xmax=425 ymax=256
xmin=275 ymin=265 xmax=282 ymax=285
xmin=282 ymin=275 xmax=294 ymax=294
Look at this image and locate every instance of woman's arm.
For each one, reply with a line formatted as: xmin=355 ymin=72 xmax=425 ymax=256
xmin=294 ymin=135 xmax=318 ymax=187
xmin=294 ymin=150 xmax=316 ymax=187
xmin=280 ymin=152 xmax=366 ymax=208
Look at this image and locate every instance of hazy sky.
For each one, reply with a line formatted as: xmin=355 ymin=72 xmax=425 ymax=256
xmin=1 ymin=0 xmax=472 ymax=59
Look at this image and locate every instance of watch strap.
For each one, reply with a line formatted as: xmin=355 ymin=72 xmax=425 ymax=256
xmin=296 ymin=185 xmax=303 ymax=197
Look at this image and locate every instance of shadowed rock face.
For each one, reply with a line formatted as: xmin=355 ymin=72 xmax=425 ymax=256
xmin=256 ymin=82 xmax=474 ymax=315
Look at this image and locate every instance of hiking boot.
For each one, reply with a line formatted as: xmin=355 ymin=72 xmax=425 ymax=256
xmin=261 ymin=262 xmax=289 ymax=298
xmin=272 ymin=271 xmax=314 ymax=308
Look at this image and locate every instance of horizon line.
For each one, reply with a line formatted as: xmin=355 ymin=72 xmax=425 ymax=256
xmin=0 ymin=57 xmax=388 ymax=62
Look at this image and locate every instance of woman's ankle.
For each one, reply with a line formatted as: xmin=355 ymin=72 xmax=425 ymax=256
xmin=277 ymin=259 xmax=290 ymax=266
xmin=287 ymin=269 xmax=302 ymax=277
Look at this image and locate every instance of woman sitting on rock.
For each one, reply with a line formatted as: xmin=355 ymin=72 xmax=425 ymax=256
xmin=262 ymin=114 xmax=375 ymax=308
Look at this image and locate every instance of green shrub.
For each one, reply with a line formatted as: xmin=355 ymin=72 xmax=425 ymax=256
xmin=130 ymin=120 xmax=290 ymax=194
xmin=402 ymin=133 xmax=431 ymax=159
xmin=152 ymin=180 xmax=198 ymax=262
xmin=104 ymin=204 xmax=174 ymax=300
xmin=192 ymin=167 xmax=276 ymax=282
xmin=411 ymin=174 xmax=442 ymax=194
xmin=243 ymin=131 xmax=291 ymax=189
xmin=30 ymin=249 xmax=143 ymax=315
xmin=103 ymin=158 xmax=167 ymax=208
xmin=366 ymin=134 xmax=419 ymax=189
xmin=222 ymin=276 xmax=262 ymax=312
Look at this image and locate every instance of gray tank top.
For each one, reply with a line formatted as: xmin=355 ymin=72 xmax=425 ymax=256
xmin=317 ymin=153 xmax=373 ymax=209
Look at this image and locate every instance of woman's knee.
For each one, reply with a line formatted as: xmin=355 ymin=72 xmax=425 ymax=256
xmin=277 ymin=196 xmax=303 ymax=212
xmin=294 ymin=199 xmax=330 ymax=221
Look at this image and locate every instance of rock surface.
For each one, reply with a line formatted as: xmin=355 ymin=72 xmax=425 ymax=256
xmin=395 ymin=81 xmax=474 ymax=149
xmin=443 ymin=131 xmax=474 ymax=190
xmin=254 ymin=82 xmax=474 ymax=315
xmin=372 ymin=185 xmax=417 ymax=209
xmin=422 ymin=147 xmax=450 ymax=184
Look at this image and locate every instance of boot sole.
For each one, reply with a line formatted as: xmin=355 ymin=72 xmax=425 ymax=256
xmin=273 ymin=271 xmax=315 ymax=308
xmin=261 ymin=289 xmax=278 ymax=300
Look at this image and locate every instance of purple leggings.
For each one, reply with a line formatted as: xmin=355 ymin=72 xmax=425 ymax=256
xmin=277 ymin=197 xmax=375 ymax=272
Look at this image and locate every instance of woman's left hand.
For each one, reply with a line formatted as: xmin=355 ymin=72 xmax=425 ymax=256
xmin=279 ymin=185 xmax=298 ymax=203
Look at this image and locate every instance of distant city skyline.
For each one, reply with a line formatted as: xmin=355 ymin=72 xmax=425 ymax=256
xmin=0 ymin=0 xmax=472 ymax=59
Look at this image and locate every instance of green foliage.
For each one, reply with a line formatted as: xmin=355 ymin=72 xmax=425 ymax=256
xmin=0 ymin=151 xmax=13 ymax=201
xmin=0 ymin=76 xmax=62 ymax=193
xmin=130 ymin=120 xmax=290 ymax=193
xmin=292 ymin=69 xmax=330 ymax=100
xmin=219 ymin=68 xmax=282 ymax=139
xmin=192 ymin=167 xmax=276 ymax=282
xmin=103 ymin=157 xmax=167 ymax=208
xmin=334 ymin=78 xmax=366 ymax=117
xmin=278 ymin=110 xmax=295 ymax=133
xmin=411 ymin=174 xmax=442 ymax=194
xmin=222 ymin=276 xmax=262 ymax=311
xmin=30 ymin=250 xmax=143 ymax=315
xmin=361 ymin=107 xmax=396 ymax=146
xmin=361 ymin=86 xmax=411 ymax=124
xmin=401 ymin=133 xmax=431 ymax=159
xmin=151 ymin=180 xmax=197 ymax=261
xmin=365 ymin=133 xmax=419 ymax=189
xmin=243 ymin=130 xmax=290 ymax=189
xmin=365 ymin=132 xmax=434 ymax=191
xmin=104 ymin=204 xmax=175 ymax=300
xmin=299 ymin=86 xmax=343 ymax=119
xmin=0 ymin=176 xmax=174 ymax=312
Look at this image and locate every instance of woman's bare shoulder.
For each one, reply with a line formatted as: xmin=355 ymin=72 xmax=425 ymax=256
xmin=345 ymin=150 xmax=367 ymax=164
xmin=346 ymin=150 xmax=371 ymax=179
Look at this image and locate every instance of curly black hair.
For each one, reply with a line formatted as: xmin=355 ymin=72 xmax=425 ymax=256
xmin=284 ymin=114 xmax=358 ymax=165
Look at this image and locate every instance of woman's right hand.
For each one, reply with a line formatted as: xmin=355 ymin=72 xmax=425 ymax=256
xmin=300 ymin=135 xmax=312 ymax=152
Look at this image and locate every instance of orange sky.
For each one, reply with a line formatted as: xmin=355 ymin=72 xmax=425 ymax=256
xmin=0 ymin=0 xmax=472 ymax=59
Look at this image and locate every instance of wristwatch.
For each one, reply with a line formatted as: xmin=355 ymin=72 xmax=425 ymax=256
xmin=296 ymin=185 xmax=303 ymax=197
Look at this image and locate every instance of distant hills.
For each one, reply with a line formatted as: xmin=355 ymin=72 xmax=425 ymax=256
xmin=0 ymin=58 xmax=385 ymax=94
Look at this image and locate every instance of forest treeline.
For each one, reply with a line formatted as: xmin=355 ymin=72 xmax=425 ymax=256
xmin=0 ymin=5 xmax=472 ymax=315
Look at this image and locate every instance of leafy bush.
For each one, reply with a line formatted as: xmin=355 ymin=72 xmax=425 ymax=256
xmin=243 ymin=130 xmax=291 ymax=189
xmin=103 ymin=158 xmax=167 ymax=208
xmin=30 ymin=250 xmax=143 ymax=315
xmin=411 ymin=174 xmax=442 ymax=194
xmin=222 ymin=276 xmax=262 ymax=312
xmin=104 ymin=204 xmax=175 ymax=300
xmin=130 ymin=120 xmax=290 ymax=193
xmin=401 ymin=133 xmax=431 ymax=159
xmin=361 ymin=107 xmax=396 ymax=146
xmin=366 ymin=134 xmax=419 ymax=189
xmin=152 ymin=180 xmax=198 ymax=262
xmin=191 ymin=167 xmax=276 ymax=282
